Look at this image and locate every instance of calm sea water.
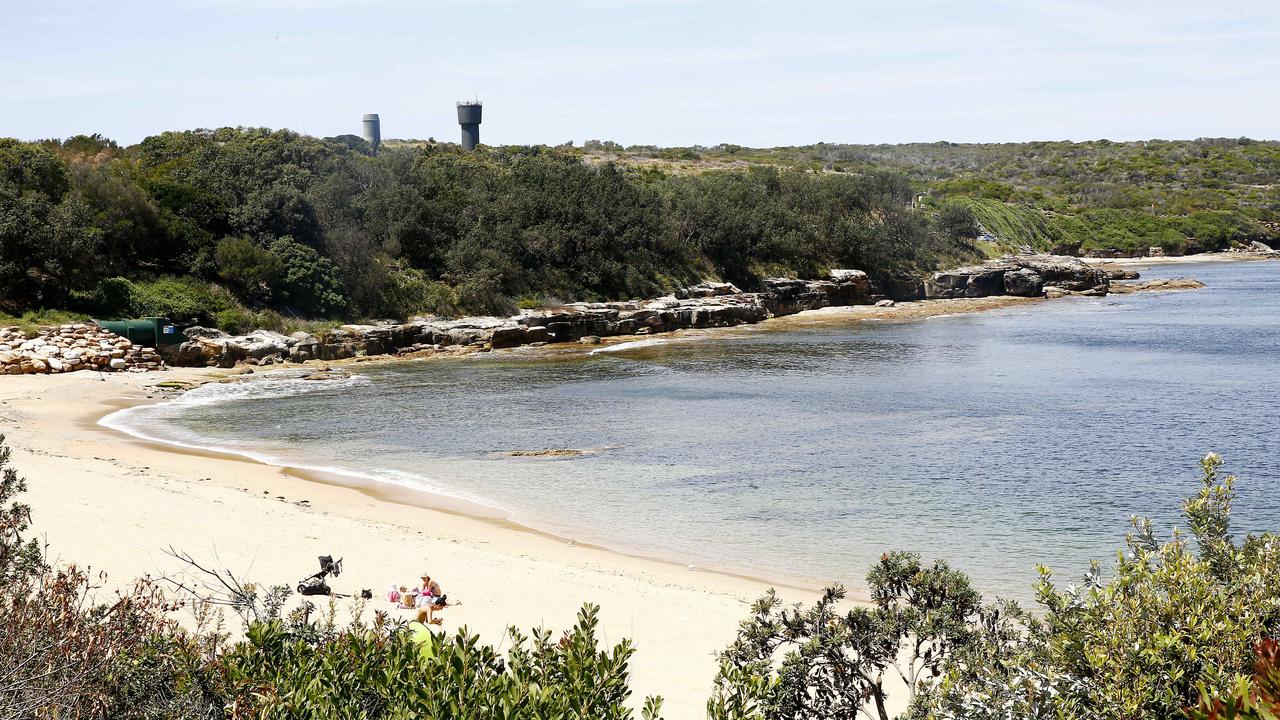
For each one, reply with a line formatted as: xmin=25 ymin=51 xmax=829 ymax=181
xmin=105 ymin=261 xmax=1280 ymax=601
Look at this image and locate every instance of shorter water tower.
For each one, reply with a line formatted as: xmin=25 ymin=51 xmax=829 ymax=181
xmin=362 ymin=113 xmax=381 ymax=154
xmin=457 ymin=101 xmax=482 ymax=151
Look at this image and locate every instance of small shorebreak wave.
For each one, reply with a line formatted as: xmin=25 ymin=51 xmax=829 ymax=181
xmin=98 ymin=370 xmax=508 ymax=515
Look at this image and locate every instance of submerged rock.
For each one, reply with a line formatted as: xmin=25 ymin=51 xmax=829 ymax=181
xmin=505 ymin=449 xmax=587 ymax=458
xmin=1108 ymin=277 xmax=1206 ymax=294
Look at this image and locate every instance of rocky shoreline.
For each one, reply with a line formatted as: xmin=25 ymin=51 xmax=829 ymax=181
xmin=164 ymin=256 xmax=1119 ymax=369
xmin=0 ymin=254 xmax=1209 ymax=375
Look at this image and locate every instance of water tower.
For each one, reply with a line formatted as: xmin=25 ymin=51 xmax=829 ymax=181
xmin=456 ymin=101 xmax=482 ymax=151
xmin=362 ymin=113 xmax=381 ymax=154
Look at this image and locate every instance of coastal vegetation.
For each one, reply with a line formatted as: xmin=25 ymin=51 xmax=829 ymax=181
xmin=0 ymin=131 xmax=960 ymax=327
xmin=4 ymin=430 xmax=1277 ymax=718
xmin=586 ymin=138 xmax=1280 ymax=257
xmin=5 ymin=131 xmax=1274 ymax=331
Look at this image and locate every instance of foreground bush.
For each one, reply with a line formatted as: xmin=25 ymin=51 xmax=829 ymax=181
xmin=920 ymin=454 xmax=1280 ymax=720
xmin=223 ymin=606 xmax=661 ymax=720
xmin=1189 ymin=640 xmax=1280 ymax=720
xmin=712 ymin=454 xmax=1280 ymax=720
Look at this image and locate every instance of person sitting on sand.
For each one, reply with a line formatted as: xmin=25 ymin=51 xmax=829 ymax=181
xmin=415 ymin=573 xmax=449 ymax=624
xmin=419 ymin=573 xmax=443 ymax=602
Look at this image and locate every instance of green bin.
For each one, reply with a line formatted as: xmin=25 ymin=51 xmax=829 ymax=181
xmin=93 ymin=317 xmax=182 ymax=348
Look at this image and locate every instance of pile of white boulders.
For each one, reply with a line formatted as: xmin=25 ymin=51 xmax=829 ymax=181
xmin=0 ymin=324 xmax=164 ymax=375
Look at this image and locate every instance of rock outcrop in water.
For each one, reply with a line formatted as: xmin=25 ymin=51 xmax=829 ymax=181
xmin=921 ymin=255 xmax=1110 ymax=300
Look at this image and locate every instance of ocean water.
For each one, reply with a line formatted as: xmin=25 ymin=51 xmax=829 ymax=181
xmin=104 ymin=261 xmax=1280 ymax=602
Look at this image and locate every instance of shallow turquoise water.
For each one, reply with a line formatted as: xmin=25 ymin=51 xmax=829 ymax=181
xmin=107 ymin=261 xmax=1280 ymax=601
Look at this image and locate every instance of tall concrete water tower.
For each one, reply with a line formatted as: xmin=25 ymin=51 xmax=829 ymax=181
xmin=456 ymin=101 xmax=482 ymax=151
xmin=362 ymin=113 xmax=381 ymax=154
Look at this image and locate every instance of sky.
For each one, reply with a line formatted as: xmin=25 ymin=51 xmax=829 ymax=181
xmin=3 ymin=0 xmax=1278 ymax=147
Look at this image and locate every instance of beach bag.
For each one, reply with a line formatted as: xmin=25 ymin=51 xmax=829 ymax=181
xmin=387 ymin=585 xmax=400 ymax=603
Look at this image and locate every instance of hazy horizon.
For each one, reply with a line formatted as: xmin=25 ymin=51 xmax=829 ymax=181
xmin=5 ymin=0 xmax=1278 ymax=147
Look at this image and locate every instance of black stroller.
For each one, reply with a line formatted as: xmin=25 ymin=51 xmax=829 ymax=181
xmin=296 ymin=555 xmax=372 ymax=599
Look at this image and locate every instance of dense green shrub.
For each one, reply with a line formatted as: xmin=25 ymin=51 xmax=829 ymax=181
xmin=935 ymin=202 xmax=981 ymax=240
xmin=709 ymin=553 xmax=982 ymax=720
xmin=0 ymin=139 xmax=99 ymax=310
xmin=223 ymin=605 xmax=663 ymax=720
xmin=1189 ymin=640 xmax=1280 ymax=720
xmin=266 ymin=236 xmax=347 ymax=316
xmin=123 ymin=276 xmax=237 ymax=324
xmin=914 ymin=453 xmax=1280 ymax=720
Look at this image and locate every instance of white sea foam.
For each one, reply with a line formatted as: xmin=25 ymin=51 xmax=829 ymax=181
xmin=98 ymin=373 xmax=506 ymax=513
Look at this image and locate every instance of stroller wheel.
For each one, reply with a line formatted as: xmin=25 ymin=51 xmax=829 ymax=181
xmin=297 ymin=584 xmax=305 ymax=593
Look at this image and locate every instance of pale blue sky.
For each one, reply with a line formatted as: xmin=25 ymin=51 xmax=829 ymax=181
xmin=4 ymin=0 xmax=1277 ymax=146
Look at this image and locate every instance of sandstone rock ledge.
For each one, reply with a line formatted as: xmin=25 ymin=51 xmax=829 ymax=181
xmin=917 ymin=255 xmax=1110 ymax=300
xmin=162 ymin=272 xmax=877 ymax=368
xmin=154 ymin=256 xmax=1173 ymax=369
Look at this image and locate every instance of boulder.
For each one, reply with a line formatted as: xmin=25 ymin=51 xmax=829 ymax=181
xmin=675 ymin=281 xmax=741 ymax=299
xmin=1002 ymin=268 xmax=1044 ymax=297
xmin=240 ymin=330 xmax=293 ymax=359
xmin=1108 ymin=277 xmax=1205 ymax=294
xmin=523 ymin=326 xmax=551 ymax=343
xmin=183 ymin=326 xmax=229 ymax=341
xmin=927 ymin=255 xmax=1108 ymax=299
xmin=1105 ymin=269 xmax=1140 ymax=280
xmin=489 ymin=325 xmax=526 ymax=349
